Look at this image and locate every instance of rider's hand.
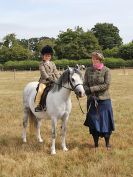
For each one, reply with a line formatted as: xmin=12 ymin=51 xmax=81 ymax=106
xmin=46 ymin=77 xmax=54 ymax=84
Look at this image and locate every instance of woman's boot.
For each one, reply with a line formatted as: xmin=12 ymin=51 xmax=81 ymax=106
xmin=104 ymin=135 xmax=111 ymax=149
xmin=92 ymin=133 xmax=99 ymax=148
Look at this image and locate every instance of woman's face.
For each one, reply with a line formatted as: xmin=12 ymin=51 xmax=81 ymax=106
xmin=42 ymin=54 xmax=52 ymax=61
xmin=92 ymin=55 xmax=101 ymax=65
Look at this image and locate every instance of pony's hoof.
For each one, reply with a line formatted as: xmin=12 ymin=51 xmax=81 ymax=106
xmin=51 ymin=151 xmax=56 ymax=155
xmin=38 ymin=139 xmax=43 ymax=143
xmin=63 ymin=147 xmax=68 ymax=152
xmin=22 ymin=139 xmax=27 ymax=143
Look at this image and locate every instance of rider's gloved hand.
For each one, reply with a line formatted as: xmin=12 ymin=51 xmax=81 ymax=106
xmin=46 ymin=77 xmax=54 ymax=84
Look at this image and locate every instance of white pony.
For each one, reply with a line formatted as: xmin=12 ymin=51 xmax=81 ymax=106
xmin=22 ymin=66 xmax=85 ymax=154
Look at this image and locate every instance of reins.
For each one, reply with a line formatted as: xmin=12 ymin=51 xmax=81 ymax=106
xmin=53 ymin=79 xmax=88 ymax=115
xmin=76 ymin=94 xmax=99 ymax=116
xmin=76 ymin=95 xmax=86 ymax=114
xmin=52 ymin=80 xmax=99 ymax=116
xmin=52 ymin=70 xmax=95 ymax=115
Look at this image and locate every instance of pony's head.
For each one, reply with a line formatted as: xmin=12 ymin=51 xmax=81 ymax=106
xmin=52 ymin=65 xmax=85 ymax=97
xmin=67 ymin=66 xmax=85 ymax=97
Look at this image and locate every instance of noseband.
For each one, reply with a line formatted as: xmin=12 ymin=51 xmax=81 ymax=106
xmin=69 ymin=80 xmax=83 ymax=92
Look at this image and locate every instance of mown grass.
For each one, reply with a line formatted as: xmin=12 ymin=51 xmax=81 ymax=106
xmin=0 ymin=69 xmax=133 ymax=177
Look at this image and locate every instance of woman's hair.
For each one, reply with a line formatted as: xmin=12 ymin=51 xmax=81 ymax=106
xmin=41 ymin=45 xmax=53 ymax=55
xmin=92 ymin=51 xmax=104 ymax=62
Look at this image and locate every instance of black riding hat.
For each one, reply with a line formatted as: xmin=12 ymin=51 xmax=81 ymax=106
xmin=41 ymin=45 xmax=53 ymax=55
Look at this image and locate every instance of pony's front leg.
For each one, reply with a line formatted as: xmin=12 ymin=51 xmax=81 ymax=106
xmin=61 ymin=113 xmax=69 ymax=152
xmin=51 ymin=118 xmax=57 ymax=155
xmin=36 ymin=119 xmax=43 ymax=143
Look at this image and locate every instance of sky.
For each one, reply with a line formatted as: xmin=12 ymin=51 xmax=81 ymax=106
xmin=0 ymin=0 xmax=133 ymax=44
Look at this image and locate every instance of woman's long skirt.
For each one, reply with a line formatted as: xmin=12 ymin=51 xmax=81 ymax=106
xmin=84 ymin=98 xmax=115 ymax=137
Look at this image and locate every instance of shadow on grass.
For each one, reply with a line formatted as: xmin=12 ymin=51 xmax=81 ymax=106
xmin=0 ymin=134 xmax=95 ymax=156
xmin=0 ymin=135 xmax=50 ymax=154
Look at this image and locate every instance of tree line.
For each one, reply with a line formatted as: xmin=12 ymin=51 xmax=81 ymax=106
xmin=0 ymin=23 xmax=133 ymax=63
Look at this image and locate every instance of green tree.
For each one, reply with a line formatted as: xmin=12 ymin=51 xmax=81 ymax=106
xmin=3 ymin=33 xmax=18 ymax=48
xmin=0 ymin=34 xmax=33 ymax=62
xmin=55 ymin=27 xmax=101 ymax=59
xmin=119 ymin=42 xmax=133 ymax=60
xmin=91 ymin=23 xmax=122 ymax=50
xmin=19 ymin=37 xmax=41 ymax=51
xmin=0 ymin=46 xmax=9 ymax=63
xmin=0 ymin=44 xmax=33 ymax=62
xmin=10 ymin=44 xmax=33 ymax=61
xmin=103 ymin=47 xmax=119 ymax=58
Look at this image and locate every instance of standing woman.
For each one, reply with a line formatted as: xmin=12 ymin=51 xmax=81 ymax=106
xmin=83 ymin=52 xmax=115 ymax=149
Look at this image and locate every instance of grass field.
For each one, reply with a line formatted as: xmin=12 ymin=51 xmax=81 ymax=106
xmin=0 ymin=69 xmax=133 ymax=177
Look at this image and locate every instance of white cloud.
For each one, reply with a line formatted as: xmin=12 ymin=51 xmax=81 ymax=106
xmin=0 ymin=0 xmax=132 ymax=43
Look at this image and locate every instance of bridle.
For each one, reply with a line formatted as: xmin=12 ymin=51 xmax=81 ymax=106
xmin=53 ymin=69 xmax=86 ymax=114
xmin=54 ymin=70 xmax=83 ymax=94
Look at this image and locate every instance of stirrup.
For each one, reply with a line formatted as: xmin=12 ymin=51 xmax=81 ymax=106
xmin=35 ymin=105 xmax=42 ymax=112
xmin=43 ymin=107 xmax=47 ymax=111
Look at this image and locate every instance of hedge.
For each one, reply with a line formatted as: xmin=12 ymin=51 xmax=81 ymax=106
xmin=55 ymin=59 xmax=91 ymax=69
xmin=4 ymin=60 xmax=39 ymax=70
xmin=104 ymin=58 xmax=126 ymax=68
xmin=3 ymin=59 xmax=91 ymax=70
xmin=0 ymin=64 xmax=3 ymax=70
xmin=1 ymin=58 xmax=133 ymax=70
xmin=124 ymin=60 xmax=133 ymax=67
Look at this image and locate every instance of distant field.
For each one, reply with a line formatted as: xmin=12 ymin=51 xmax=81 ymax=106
xmin=0 ymin=69 xmax=133 ymax=177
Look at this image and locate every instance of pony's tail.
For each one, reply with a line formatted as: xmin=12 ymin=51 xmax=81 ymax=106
xmin=29 ymin=110 xmax=36 ymax=136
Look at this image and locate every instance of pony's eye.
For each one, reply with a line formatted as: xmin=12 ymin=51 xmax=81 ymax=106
xmin=72 ymin=78 xmax=75 ymax=82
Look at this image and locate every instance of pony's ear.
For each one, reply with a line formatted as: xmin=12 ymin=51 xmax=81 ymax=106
xmin=81 ymin=65 xmax=85 ymax=70
xmin=75 ymin=64 xmax=80 ymax=70
xmin=67 ymin=66 xmax=73 ymax=73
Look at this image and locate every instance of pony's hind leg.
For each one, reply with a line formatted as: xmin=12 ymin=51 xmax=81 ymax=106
xmin=61 ymin=113 xmax=69 ymax=151
xmin=51 ymin=118 xmax=57 ymax=155
xmin=22 ymin=107 xmax=29 ymax=143
xmin=36 ymin=119 xmax=43 ymax=143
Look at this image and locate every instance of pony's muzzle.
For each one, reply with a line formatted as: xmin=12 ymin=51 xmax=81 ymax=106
xmin=76 ymin=90 xmax=85 ymax=98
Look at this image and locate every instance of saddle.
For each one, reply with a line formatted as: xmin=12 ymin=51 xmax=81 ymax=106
xmin=40 ymin=85 xmax=52 ymax=110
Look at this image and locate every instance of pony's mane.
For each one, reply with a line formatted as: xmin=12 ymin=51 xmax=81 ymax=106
xmin=51 ymin=68 xmax=82 ymax=92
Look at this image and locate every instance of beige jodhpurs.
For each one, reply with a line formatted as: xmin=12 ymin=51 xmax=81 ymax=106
xmin=35 ymin=83 xmax=46 ymax=106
